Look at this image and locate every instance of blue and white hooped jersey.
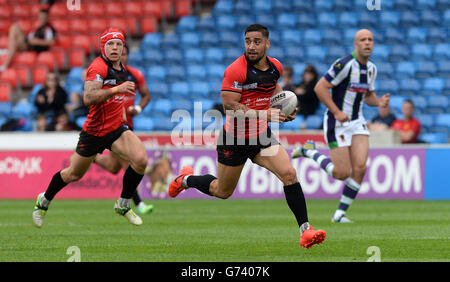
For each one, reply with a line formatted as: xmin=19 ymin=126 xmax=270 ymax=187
xmin=324 ymin=51 xmax=377 ymax=121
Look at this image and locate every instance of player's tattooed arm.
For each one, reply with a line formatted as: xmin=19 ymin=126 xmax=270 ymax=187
xmin=83 ymin=80 xmax=136 ymax=106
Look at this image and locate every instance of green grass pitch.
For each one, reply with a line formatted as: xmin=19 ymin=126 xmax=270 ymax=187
xmin=1 ymin=199 xmax=449 ymax=262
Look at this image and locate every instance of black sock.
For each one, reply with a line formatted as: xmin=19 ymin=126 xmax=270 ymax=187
xmin=186 ymin=174 xmax=216 ymax=196
xmin=132 ymin=190 xmax=141 ymax=206
xmin=121 ymin=166 xmax=144 ymax=199
xmin=44 ymin=171 xmax=68 ymax=201
xmin=283 ymin=182 xmax=309 ymax=228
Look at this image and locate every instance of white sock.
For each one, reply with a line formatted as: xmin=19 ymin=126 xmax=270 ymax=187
xmin=118 ymin=197 xmax=131 ymax=209
xmin=182 ymin=175 xmax=190 ymax=188
xmin=300 ymin=222 xmax=310 ymax=235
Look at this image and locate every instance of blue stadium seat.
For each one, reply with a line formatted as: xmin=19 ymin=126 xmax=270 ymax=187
xmin=433 ymin=114 xmax=450 ymax=134
xmin=208 ymin=81 xmax=222 ymax=98
xmin=423 ymin=78 xmax=445 ymax=95
xmin=438 ymin=61 xmax=450 ymax=77
xmin=273 ymin=0 xmax=292 ymax=13
xmin=127 ymin=50 xmax=144 ymax=67
xmin=302 ymin=29 xmax=323 ymax=45
xmin=253 ymin=0 xmax=274 ymax=13
xmin=141 ymin=33 xmax=162 ymax=49
xmin=305 ymin=115 xmax=322 ymax=129
xmin=186 ymin=65 xmax=207 ymax=81
xmin=389 ymin=45 xmax=410 ymax=62
xmin=411 ymin=44 xmax=433 ymax=60
xmin=444 ymin=79 xmax=450 ymax=95
xmin=427 ymin=95 xmax=449 ymax=113
xmin=170 ymin=82 xmax=190 ymax=99
xmin=160 ymin=34 xmax=180 ymax=49
xmin=419 ymin=132 xmax=448 ymax=144
xmin=306 ymin=46 xmax=327 ymax=61
xmin=142 ymin=49 xmax=163 ymax=65
xmin=146 ymin=66 xmax=167 ymax=82
xmin=164 ymin=49 xmax=183 ymax=65
xmin=280 ymin=116 xmax=303 ymax=131
xmin=338 ymin=12 xmax=358 ymax=27
xmin=292 ymin=0 xmax=313 ymax=12
xmin=322 ymin=30 xmax=342 ymax=47
xmin=437 ymin=0 xmax=450 ymax=9
xmin=180 ymin=32 xmax=201 ymax=48
xmin=166 ymin=65 xmax=186 ymax=82
xmin=394 ymin=0 xmax=415 ymax=10
xmin=75 ymin=116 xmax=86 ymax=129
xmin=297 ymin=13 xmax=316 ymax=28
xmin=378 ymin=79 xmax=400 ymax=95
xmin=172 ymin=99 xmax=193 ymax=113
xmin=343 ymin=28 xmax=359 ymax=44
xmin=421 ymin=11 xmax=441 ymax=26
xmin=371 ymin=44 xmax=391 ymax=61
xmin=315 ymin=0 xmax=334 ymax=10
xmin=219 ymin=31 xmax=242 ymax=48
xmin=200 ymin=32 xmax=216 ymax=47
xmin=255 ymin=14 xmax=277 ymax=30
xmin=292 ymin=63 xmax=306 ymax=84
xmin=205 ymin=48 xmax=226 ymax=64
xmin=317 ymin=12 xmax=338 ymax=27
xmin=399 ymin=79 xmax=421 ymax=95
xmin=385 ymin=28 xmax=405 ymax=44
xmin=236 ymin=15 xmax=255 ymax=32
xmin=216 ymin=15 xmax=237 ymax=31
xmin=133 ymin=117 xmax=154 ymax=131
xmin=212 ymin=0 xmax=234 ymax=15
xmin=277 ymin=13 xmax=298 ymax=30
xmin=416 ymin=0 xmax=437 ymax=10
xmin=395 ymin=62 xmax=416 ymax=78
xmin=359 ymin=11 xmax=378 ymax=27
xmin=147 ymin=82 xmax=169 ymax=98
xmin=0 ymin=102 xmax=12 ymax=117
xmin=376 ymin=62 xmax=395 ymax=79
xmin=427 ymin=27 xmax=448 ymax=43
xmin=433 ymin=43 xmax=450 ymax=60
xmin=153 ymin=117 xmax=175 ymax=131
xmin=400 ymin=11 xmax=420 ymax=27
xmin=416 ymin=114 xmax=434 ymax=132
xmin=184 ymin=48 xmax=204 ymax=64
xmin=379 ymin=11 xmax=400 ymax=27
xmin=334 ymin=0 xmax=353 ymax=11
xmin=66 ymin=67 xmax=83 ymax=84
xmin=281 ymin=30 xmax=302 ymax=46
xmin=224 ymin=48 xmax=243 ymax=64
xmin=176 ymin=16 xmax=198 ymax=32
xmin=267 ymin=46 xmax=285 ymax=61
xmin=389 ymin=96 xmax=405 ymax=112
xmin=190 ymin=81 xmax=210 ymax=99
xmin=195 ymin=98 xmax=216 ymax=113
xmin=326 ymin=46 xmax=346 ymax=63
xmin=234 ymin=0 xmax=251 ymax=14
xmin=11 ymin=102 xmax=35 ymax=119
xmin=205 ymin=64 xmax=226 ymax=81
xmin=444 ymin=9 xmax=450 ymax=25
xmin=407 ymin=27 xmax=428 ymax=43
xmin=409 ymin=96 xmax=428 ymax=114
xmin=284 ymin=46 xmax=305 ymax=63
xmin=196 ymin=16 xmax=215 ymax=32
xmin=415 ymin=61 xmax=437 ymax=78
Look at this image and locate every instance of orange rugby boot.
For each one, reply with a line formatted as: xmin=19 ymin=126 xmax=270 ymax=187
xmin=299 ymin=226 xmax=326 ymax=249
xmin=168 ymin=166 xmax=194 ymax=198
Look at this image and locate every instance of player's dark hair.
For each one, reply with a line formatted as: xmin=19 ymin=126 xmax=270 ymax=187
xmin=245 ymin=24 xmax=269 ymax=39
xmin=404 ymin=99 xmax=415 ymax=108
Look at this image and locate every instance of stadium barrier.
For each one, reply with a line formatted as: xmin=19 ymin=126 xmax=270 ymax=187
xmin=0 ymin=132 xmax=448 ymax=199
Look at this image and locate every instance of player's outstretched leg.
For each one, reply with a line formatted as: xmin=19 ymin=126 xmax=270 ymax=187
xmin=114 ymin=166 xmax=145 ymax=226
xmin=291 ymin=141 xmax=335 ymax=176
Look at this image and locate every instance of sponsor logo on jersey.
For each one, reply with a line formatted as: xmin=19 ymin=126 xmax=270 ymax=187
xmin=243 ymin=82 xmax=258 ymax=90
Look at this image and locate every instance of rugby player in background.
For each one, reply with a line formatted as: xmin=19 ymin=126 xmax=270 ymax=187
xmin=33 ymin=28 xmax=148 ymax=227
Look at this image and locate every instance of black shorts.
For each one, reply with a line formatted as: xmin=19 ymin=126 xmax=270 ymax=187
xmin=75 ymin=124 xmax=130 ymax=157
xmin=216 ymin=126 xmax=280 ymax=166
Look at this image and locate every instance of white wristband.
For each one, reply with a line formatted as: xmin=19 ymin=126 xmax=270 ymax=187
xmin=134 ymin=105 xmax=142 ymax=114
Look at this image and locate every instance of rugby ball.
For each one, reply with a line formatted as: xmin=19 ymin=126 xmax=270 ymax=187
xmin=270 ymin=90 xmax=298 ymax=116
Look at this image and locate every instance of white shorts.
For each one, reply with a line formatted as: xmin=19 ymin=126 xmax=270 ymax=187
xmin=323 ymin=114 xmax=370 ymax=149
